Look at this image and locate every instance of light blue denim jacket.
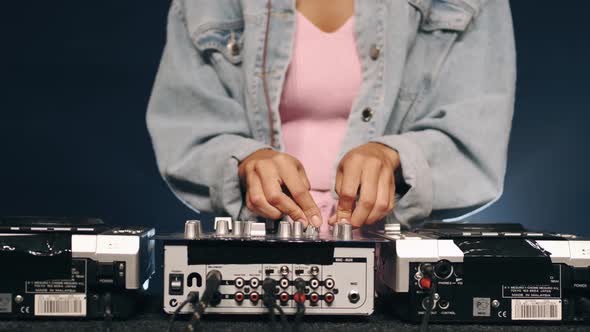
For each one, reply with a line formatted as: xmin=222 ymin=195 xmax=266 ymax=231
xmin=146 ymin=0 xmax=516 ymax=226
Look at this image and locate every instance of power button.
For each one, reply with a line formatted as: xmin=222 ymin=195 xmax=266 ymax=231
xmin=169 ymin=273 xmax=184 ymax=295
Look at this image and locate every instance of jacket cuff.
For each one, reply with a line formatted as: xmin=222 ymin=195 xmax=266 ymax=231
xmin=370 ymin=134 xmax=433 ymax=225
xmin=211 ymin=139 xmax=272 ymax=220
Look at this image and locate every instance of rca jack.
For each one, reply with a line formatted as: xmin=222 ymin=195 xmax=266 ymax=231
xmin=249 ymin=292 xmax=260 ymax=303
xmin=324 ymin=278 xmax=335 ymax=289
xmin=249 ymin=277 xmax=260 ymax=288
xmin=279 ymin=292 xmax=290 ymax=304
xmin=234 ymin=292 xmax=245 ymax=303
xmin=309 ymin=278 xmax=320 ymax=289
xmin=309 ymin=292 xmax=320 ymax=305
xmin=235 ymin=277 xmax=245 ymax=288
xmin=324 ymin=292 xmax=335 ymax=304
xmin=279 ymin=278 xmax=290 ymax=289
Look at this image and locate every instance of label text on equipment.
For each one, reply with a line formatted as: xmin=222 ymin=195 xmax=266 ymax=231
xmin=34 ymin=294 xmax=86 ymax=317
xmin=511 ymin=299 xmax=561 ymax=320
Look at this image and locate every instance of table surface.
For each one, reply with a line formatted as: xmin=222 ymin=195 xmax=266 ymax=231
xmin=1 ymin=297 xmax=588 ymax=332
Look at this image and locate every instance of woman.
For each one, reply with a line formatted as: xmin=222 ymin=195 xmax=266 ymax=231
xmin=147 ymin=0 xmax=515 ymax=231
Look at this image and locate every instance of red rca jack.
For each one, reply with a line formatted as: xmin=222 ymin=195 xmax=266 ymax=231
xmin=279 ymin=292 xmax=290 ymax=303
xmin=309 ymin=292 xmax=320 ymax=305
xmin=294 ymin=292 xmax=306 ymax=304
xmin=419 ymin=277 xmax=432 ymax=290
xmin=234 ymin=292 xmax=245 ymax=303
xmin=324 ymin=292 xmax=335 ymax=304
xmin=249 ymin=292 xmax=260 ymax=303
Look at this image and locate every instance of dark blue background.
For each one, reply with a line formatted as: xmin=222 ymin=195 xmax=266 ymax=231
xmin=2 ymin=1 xmax=588 ymax=235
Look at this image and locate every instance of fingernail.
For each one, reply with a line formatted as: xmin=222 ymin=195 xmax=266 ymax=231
xmin=311 ymin=215 xmax=322 ymax=227
xmin=340 ymin=218 xmax=349 ymax=224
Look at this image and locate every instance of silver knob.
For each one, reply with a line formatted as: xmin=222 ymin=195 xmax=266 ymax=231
xmin=278 ymin=221 xmax=291 ymax=239
xmin=243 ymin=221 xmax=254 ymax=237
xmin=215 ymin=218 xmax=230 ymax=236
xmin=339 ymin=223 xmax=353 ymax=241
xmin=384 ymin=223 xmax=401 ymax=235
xmin=250 ymin=222 xmax=266 ymax=237
xmin=332 ymin=224 xmax=340 ymax=238
xmin=305 ymin=226 xmax=318 ymax=239
xmin=292 ymin=221 xmax=303 ymax=238
xmin=184 ymin=220 xmax=201 ymax=239
xmin=233 ymin=220 xmax=243 ymax=237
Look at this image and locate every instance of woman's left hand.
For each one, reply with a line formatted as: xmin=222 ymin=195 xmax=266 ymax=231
xmin=329 ymin=142 xmax=400 ymax=228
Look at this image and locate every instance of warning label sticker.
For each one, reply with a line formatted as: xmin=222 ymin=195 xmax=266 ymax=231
xmin=25 ymin=259 xmax=86 ymax=294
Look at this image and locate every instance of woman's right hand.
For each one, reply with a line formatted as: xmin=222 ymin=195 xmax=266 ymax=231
xmin=238 ymin=149 xmax=322 ymax=228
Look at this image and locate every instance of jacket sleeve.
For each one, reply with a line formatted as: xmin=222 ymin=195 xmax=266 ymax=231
xmin=146 ymin=1 xmax=270 ymax=220
xmin=371 ymin=0 xmax=516 ymax=225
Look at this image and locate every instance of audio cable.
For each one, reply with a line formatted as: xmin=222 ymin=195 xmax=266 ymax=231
xmin=419 ymin=265 xmax=438 ymax=332
xmin=293 ymin=278 xmax=306 ymax=332
xmin=102 ymin=292 xmax=113 ymax=332
xmin=262 ymin=278 xmax=288 ymax=331
xmin=166 ymin=291 xmax=199 ymax=332
xmin=187 ymin=270 xmax=223 ymax=332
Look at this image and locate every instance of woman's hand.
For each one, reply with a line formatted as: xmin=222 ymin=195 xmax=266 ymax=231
xmin=329 ymin=143 xmax=400 ymax=228
xmin=238 ymin=149 xmax=322 ymax=228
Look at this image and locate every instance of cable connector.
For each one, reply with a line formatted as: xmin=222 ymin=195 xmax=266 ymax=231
xmin=167 ymin=291 xmax=199 ymax=332
xmin=293 ymin=278 xmax=306 ymax=331
xmin=262 ymin=278 xmax=278 ymax=308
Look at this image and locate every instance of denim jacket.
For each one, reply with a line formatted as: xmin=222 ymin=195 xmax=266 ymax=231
xmin=146 ymin=0 xmax=516 ymax=226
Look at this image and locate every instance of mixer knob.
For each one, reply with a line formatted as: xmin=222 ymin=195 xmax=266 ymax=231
xmin=243 ymin=221 xmax=254 ymax=237
xmin=278 ymin=221 xmax=291 ymax=239
xmin=214 ymin=217 xmax=232 ymax=230
xmin=332 ymin=223 xmax=340 ymax=238
xmin=292 ymin=221 xmax=303 ymax=238
xmin=338 ymin=223 xmax=353 ymax=241
xmin=384 ymin=223 xmax=401 ymax=235
xmin=215 ymin=218 xmax=230 ymax=236
xmin=233 ymin=220 xmax=243 ymax=237
xmin=250 ymin=222 xmax=266 ymax=237
xmin=305 ymin=226 xmax=318 ymax=239
xmin=184 ymin=220 xmax=202 ymax=239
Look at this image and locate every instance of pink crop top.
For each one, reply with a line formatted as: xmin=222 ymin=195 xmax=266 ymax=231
xmin=278 ymin=11 xmax=362 ymax=229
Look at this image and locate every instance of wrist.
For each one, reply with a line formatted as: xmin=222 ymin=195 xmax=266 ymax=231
xmin=238 ymin=148 xmax=275 ymax=178
xmin=368 ymin=142 xmax=400 ymax=169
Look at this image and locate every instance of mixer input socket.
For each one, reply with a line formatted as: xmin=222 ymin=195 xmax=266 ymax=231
xmin=309 ymin=278 xmax=320 ymax=289
xmin=279 ymin=278 xmax=290 ymax=289
xmin=324 ymin=278 xmax=335 ymax=289
xmin=249 ymin=278 xmax=260 ymax=288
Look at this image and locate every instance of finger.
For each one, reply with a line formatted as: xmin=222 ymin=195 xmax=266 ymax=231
xmin=278 ymin=162 xmax=322 ymax=227
xmin=335 ymin=167 xmax=343 ymax=194
xmin=366 ymin=168 xmax=393 ymax=224
xmin=387 ymin=171 xmax=396 ymax=212
xmin=246 ymin=172 xmax=282 ymax=219
xmin=336 ymin=161 xmax=362 ymax=225
xmin=298 ymin=167 xmax=311 ymax=191
xmin=255 ymin=162 xmax=307 ymax=223
xmin=350 ymin=160 xmax=382 ymax=227
xmin=328 ymin=214 xmax=337 ymax=225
